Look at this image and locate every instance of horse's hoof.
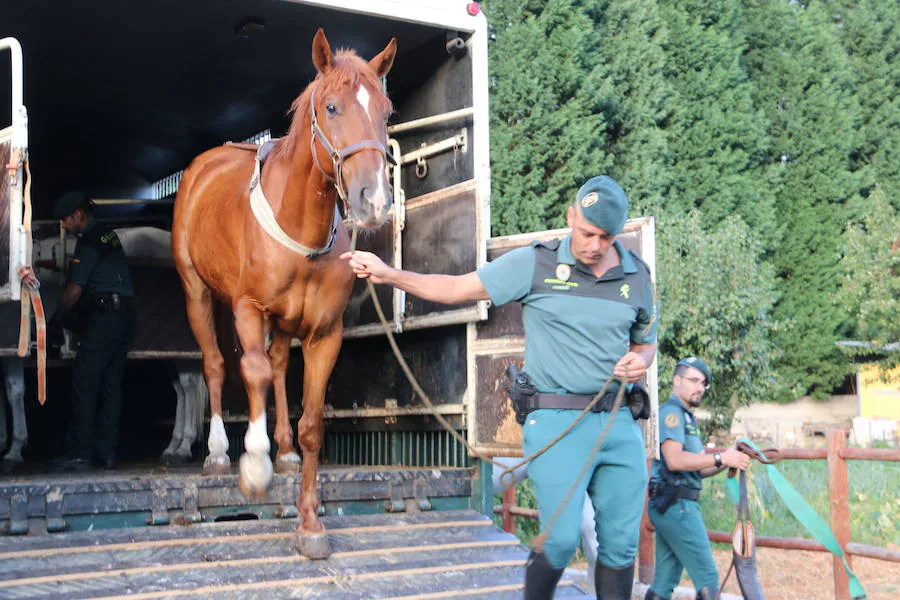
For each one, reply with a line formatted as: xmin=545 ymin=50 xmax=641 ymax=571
xmin=202 ymin=454 xmax=230 ymax=476
xmin=294 ymin=531 xmax=331 ymax=559
xmin=238 ymin=452 xmax=273 ymax=499
xmin=275 ymin=453 xmax=300 ymax=474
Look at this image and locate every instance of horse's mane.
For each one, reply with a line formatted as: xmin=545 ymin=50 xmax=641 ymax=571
xmin=271 ymin=49 xmax=386 ymax=161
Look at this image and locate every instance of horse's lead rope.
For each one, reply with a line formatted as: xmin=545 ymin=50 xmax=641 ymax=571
xmin=349 ymin=224 xmax=629 ymax=549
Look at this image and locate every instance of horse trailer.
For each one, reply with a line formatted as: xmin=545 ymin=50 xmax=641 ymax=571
xmin=0 ymin=2 xmax=656 ymax=597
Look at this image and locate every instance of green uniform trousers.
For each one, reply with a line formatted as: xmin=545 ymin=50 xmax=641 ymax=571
xmin=66 ymin=307 xmax=135 ymax=461
xmin=522 ymin=406 xmax=647 ymax=569
xmin=648 ymin=499 xmax=719 ymax=597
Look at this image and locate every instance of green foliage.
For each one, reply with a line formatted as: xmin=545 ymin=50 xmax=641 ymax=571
xmin=587 ymin=0 xmax=674 ymax=218
xmin=492 ymin=478 xmax=541 ymax=542
xmin=658 ymin=0 xmax=778 ymax=249
xmin=838 ymin=0 xmax=900 ymax=211
xmin=657 ymin=211 xmax=780 ymax=433
xmin=482 ymin=0 xmax=896 ymax=399
xmin=485 ymin=0 xmax=613 ymax=235
xmin=701 ymin=460 xmax=900 ymax=548
xmin=837 ymin=185 xmax=900 ymax=373
xmin=741 ymin=0 xmax=862 ymax=398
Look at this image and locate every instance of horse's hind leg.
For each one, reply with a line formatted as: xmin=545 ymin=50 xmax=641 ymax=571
xmin=179 ymin=272 xmax=229 ymax=475
xmin=294 ymin=329 xmax=342 ymax=559
xmin=232 ymin=300 xmax=274 ymax=499
xmin=269 ymin=329 xmax=299 ymax=474
xmin=1 ymin=357 xmax=27 ymax=471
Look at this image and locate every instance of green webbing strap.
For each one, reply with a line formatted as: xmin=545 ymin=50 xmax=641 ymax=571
xmin=726 ymin=437 xmax=867 ymax=599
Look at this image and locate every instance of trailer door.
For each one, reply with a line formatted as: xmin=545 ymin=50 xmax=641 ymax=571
xmin=468 ymin=217 xmax=660 ymax=458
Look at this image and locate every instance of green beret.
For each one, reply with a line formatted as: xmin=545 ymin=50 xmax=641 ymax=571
xmin=54 ymin=192 xmax=88 ymax=220
xmin=575 ymin=175 xmax=628 ymax=234
xmin=677 ymin=356 xmax=712 ymax=385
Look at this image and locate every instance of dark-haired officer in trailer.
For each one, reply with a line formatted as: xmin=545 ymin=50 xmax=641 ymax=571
xmin=645 ymin=357 xmax=750 ymax=600
xmin=48 ymin=192 xmax=135 ymax=471
xmin=342 ymin=176 xmax=658 ymax=599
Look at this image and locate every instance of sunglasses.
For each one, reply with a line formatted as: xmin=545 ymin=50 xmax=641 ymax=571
xmin=681 ymin=375 xmax=709 ymax=390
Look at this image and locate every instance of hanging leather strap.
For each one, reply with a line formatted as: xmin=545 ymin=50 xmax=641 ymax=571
xmin=14 ymin=156 xmax=46 ymax=404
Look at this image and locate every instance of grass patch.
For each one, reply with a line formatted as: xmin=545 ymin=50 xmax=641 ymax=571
xmin=700 ymin=459 xmax=900 ymax=547
xmin=493 ymin=460 xmax=900 ymax=550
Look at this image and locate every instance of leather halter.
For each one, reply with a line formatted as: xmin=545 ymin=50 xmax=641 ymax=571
xmin=308 ymin=90 xmax=397 ymax=210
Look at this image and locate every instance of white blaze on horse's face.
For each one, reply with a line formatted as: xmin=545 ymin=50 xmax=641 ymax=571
xmin=341 ymin=81 xmax=393 ymax=228
xmin=356 ymin=84 xmax=373 ymax=124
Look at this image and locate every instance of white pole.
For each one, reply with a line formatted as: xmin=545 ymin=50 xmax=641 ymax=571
xmin=1 ymin=37 xmax=28 ymax=302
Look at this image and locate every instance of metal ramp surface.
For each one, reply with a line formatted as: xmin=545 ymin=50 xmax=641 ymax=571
xmin=0 ymin=509 xmax=590 ymax=599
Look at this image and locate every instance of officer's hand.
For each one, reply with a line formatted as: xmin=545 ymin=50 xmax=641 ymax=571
xmin=721 ymin=447 xmax=751 ymax=471
xmin=613 ymin=352 xmax=648 ymax=382
xmin=340 ymin=251 xmax=393 ymax=284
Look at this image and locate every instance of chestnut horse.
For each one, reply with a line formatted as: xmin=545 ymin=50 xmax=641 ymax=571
xmin=172 ymin=29 xmax=396 ymax=557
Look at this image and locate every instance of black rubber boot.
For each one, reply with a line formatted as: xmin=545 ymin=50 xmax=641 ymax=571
xmin=645 ymin=589 xmax=667 ymax=600
xmin=524 ymin=551 xmax=565 ymax=600
xmin=594 ymin=561 xmax=634 ymax=600
xmin=695 ymin=586 xmax=718 ymax=600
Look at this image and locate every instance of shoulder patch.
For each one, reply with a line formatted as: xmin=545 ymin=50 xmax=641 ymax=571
xmin=531 ymin=238 xmax=562 ymax=251
xmin=664 ymin=413 xmax=680 ymax=429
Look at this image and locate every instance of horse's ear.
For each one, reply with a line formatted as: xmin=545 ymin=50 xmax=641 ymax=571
xmin=369 ymin=38 xmax=397 ymax=79
xmin=312 ymin=28 xmax=333 ymax=74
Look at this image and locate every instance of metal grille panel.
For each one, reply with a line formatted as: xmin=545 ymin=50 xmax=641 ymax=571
xmin=323 ymin=430 xmax=471 ymax=468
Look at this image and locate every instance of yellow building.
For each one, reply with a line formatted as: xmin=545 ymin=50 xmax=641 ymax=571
xmin=858 ymin=363 xmax=900 ymax=420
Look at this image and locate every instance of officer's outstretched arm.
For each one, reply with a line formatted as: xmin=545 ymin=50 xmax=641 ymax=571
xmin=341 ymin=251 xmax=490 ymax=304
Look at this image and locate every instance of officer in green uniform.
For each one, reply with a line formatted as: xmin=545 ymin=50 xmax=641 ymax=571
xmin=342 ymin=176 xmax=659 ymax=599
xmin=49 ymin=192 xmax=135 ymax=471
xmin=645 ymin=357 xmax=750 ymax=600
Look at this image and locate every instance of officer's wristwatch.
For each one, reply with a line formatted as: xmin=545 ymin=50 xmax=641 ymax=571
xmin=713 ymin=452 xmax=723 ymax=468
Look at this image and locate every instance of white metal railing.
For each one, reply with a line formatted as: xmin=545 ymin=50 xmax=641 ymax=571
xmin=151 ymin=129 xmax=272 ymax=199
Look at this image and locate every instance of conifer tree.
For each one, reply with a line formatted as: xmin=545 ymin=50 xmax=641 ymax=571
xmin=741 ymin=0 xmax=862 ymax=397
xmin=838 ymin=0 xmax=900 ymax=210
xmin=587 ymin=0 xmax=674 ymax=218
xmin=658 ymin=0 xmax=778 ymax=249
xmin=485 ymin=0 xmax=612 ymax=235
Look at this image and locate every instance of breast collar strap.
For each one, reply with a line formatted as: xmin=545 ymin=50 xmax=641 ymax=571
xmin=247 ymin=149 xmax=339 ymax=258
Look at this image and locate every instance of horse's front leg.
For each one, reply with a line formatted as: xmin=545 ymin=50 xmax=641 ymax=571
xmin=232 ymin=300 xmax=274 ymax=500
xmin=294 ymin=328 xmax=342 ymax=559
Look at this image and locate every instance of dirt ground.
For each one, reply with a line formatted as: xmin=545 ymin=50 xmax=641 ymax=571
xmin=700 ymin=546 xmax=900 ymax=599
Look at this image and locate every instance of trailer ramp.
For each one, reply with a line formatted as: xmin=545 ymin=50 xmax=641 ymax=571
xmin=0 ymin=509 xmax=590 ymax=599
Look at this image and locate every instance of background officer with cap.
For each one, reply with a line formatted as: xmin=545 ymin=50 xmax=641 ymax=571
xmin=342 ymin=175 xmax=658 ymax=599
xmin=49 ymin=192 xmax=135 ymax=470
xmin=645 ymin=357 xmax=750 ymax=600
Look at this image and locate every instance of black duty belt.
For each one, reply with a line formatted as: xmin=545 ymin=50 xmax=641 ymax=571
xmin=526 ymin=391 xmax=619 ymax=413
xmin=676 ymin=486 xmax=701 ymax=501
xmin=94 ymin=293 xmax=134 ymax=311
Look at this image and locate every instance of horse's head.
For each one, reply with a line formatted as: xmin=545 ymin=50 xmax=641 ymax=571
xmin=308 ymin=29 xmax=396 ymax=229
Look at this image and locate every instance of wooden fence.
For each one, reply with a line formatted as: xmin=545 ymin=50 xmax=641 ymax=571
xmin=493 ymin=429 xmax=900 ymax=600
